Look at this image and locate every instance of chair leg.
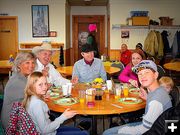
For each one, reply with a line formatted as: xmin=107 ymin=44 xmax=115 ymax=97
xmin=103 ymin=115 xmax=105 ymax=131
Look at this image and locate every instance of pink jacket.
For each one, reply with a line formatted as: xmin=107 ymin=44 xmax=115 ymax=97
xmin=118 ymin=64 xmax=138 ymax=83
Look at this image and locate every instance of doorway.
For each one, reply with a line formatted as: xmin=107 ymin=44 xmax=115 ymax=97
xmin=72 ymin=15 xmax=105 ymax=64
xmin=0 ymin=16 xmax=18 ymax=60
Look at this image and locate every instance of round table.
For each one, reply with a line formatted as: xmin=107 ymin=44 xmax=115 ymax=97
xmin=56 ymin=66 xmax=120 ymax=77
xmin=0 ymin=60 xmax=12 ymax=74
xmin=46 ymin=84 xmax=146 ymax=134
xmin=163 ymin=62 xmax=180 ymax=72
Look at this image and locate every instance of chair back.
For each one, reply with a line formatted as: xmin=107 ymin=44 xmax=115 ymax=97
xmin=157 ymin=65 xmax=165 ymax=79
xmin=111 ymin=62 xmax=124 ymax=71
xmin=170 ymin=86 xmax=180 ymax=107
xmin=110 ymin=62 xmax=124 ymax=83
xmin=6 ymin=102 xmax=39 ymax=135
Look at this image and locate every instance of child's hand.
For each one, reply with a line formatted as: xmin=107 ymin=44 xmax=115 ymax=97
xmin=129 ymin=79 xmax=138 ymax=88
xmin=139 ymin=87 xmax=147 ymax=100
xmin=63 ymin=108 xmax=77 ymax=119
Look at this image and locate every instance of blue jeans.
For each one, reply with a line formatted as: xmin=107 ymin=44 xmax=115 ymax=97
xmin=103 ymin=122 xmax=142 ymax=135
xmin=56 ymin=126 xmax=89 ymax=135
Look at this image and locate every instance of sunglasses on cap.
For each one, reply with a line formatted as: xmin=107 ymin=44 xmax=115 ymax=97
xmin=132 ymin=65 xmax=155 ymax=73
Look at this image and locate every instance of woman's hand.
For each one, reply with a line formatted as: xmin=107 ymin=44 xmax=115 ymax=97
xmin=139 ymin=87 xmax=147 ymax=100
xmin=63 ymin=108 xmax=77 ymax=119
xmin=129 ymin=79 xmax=138 ymax=88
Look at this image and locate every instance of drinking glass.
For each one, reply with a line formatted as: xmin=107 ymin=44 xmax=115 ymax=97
xmin=79 ymin=90 xmax=85 ymax=103
xmin=123 ymin=84 xmax=129 ymax=97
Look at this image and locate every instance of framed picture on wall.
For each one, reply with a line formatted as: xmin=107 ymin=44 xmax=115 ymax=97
xmin=31 ymin=5 xmax=49 ymax=37
xmin=121 ymin=30 xmax=129 ymax=38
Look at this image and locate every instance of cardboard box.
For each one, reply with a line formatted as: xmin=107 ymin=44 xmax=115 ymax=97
xmin=132 ymin=17 xmax=149 ymax=26
xmin=159 ymin=17 xmax=173 ymax=26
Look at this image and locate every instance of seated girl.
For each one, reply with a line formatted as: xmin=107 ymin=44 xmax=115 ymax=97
xmin=22 ymin=71 xmax=88 ymax=135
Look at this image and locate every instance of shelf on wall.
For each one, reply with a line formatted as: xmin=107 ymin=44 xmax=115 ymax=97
xmin=120 ymin=25 xmax=180 ymax=29
xmin=20 ymin=42 xmax=64 ymax=50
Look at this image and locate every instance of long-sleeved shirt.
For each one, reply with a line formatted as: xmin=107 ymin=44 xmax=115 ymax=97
xmin=117 ymin=87 xmax=172 ymax=135
xmin=35 ymin=59 xmax=70 ymax=86
xmin=118 ymin=64 xmax=138 ymax=83
xmin=27 ymin=96 xmax=67 ymax=135
xmin=120 ymin=50 xmax=132 ymax=66
xmin=1 ymin=72 xmax=27 ymax=129
xmin=72 ymin=58 xmax=107 ymax=83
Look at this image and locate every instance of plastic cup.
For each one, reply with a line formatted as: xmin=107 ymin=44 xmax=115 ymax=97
xmin=79 ymin=90 xmax=85 ymax=103
xmin=66 ymin=82 xmax=72 ymax=95
xmin=62 ymin=85 xmax=69 ymax=96
xmin=106 ymin=80 xmax=112 ymax=90
xmin=123 ymin=86 xmax=129 ymax=97
xmin=115 ymin=85 xmax=122 ymax=97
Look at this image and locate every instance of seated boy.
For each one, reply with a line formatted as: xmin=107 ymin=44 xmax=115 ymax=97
xmin=103 ymin=60 xmax=172 ymax=135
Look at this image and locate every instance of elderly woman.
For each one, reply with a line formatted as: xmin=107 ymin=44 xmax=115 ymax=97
xmin=1 ymin=52 xmax=36 ymax=129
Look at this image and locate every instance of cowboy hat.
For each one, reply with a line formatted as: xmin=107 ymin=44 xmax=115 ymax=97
xmin=32 ymin=42 xmax=54 ymax=55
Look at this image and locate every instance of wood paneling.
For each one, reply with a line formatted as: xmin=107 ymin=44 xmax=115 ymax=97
xmin=64 ymin=48 xmax=71 ymax=66
xmin=109 ymin=49 xmax=134 ymax=61
xmin=19 ymin=42 xmax=65 ymax=67
xmin=110 ymin=49 xmax=121 ymax=61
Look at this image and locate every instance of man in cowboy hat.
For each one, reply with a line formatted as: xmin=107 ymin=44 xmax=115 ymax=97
xmin=32 ymin=42 xmax=74 ymax=86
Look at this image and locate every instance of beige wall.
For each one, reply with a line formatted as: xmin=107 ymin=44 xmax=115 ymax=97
xmin=0 ymin=0 xmax=66 ymax=49
xmin=1 ymin=0 xmax=180 ymax=51
xmin=110 ymin=0 xmax=180 ymax=49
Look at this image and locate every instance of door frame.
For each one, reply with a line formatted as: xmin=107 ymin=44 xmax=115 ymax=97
xmin=72 ymin=15 xmax=105 ymax=64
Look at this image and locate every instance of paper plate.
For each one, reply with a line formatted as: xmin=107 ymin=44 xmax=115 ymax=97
xmin=54 ymin=98 xmax=78 ymax=106
xmin=119 ymin=97 xmax=142 ymax=104
xmin=129 ymin=88 xmax=140 ymax=95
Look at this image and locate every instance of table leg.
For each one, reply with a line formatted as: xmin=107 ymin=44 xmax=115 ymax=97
xmin=91 ymin=115 xmax=97 ymax=135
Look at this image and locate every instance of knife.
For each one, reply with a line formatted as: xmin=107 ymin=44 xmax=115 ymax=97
xmin=111 ymin=103 xmax=123 ymax=109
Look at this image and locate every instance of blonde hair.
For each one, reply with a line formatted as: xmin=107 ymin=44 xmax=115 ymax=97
xmin=22 ymin=72 xmax=44 ymax=108
xmin=159 ymin=76 xmax=174 ymax=89
xmin=12 ymin=52 xmax=36 ymax=72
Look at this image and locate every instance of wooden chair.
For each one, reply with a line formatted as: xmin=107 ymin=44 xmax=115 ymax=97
xmin=110 ymin=62 xmax=124 ymax=83
xmin=157 ymin=65 xmax=166 ymax=79
xmin=170 ymin=86 xmax=180 ymax=107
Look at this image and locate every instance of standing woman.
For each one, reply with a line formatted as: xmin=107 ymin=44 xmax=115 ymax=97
xmin=87 ymin=24 xmax=100 ymax=58
xmin=118 ymin=49 xmax=146 ymax=87
xmin=1 ymin=52 xmax=36 ymax=130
